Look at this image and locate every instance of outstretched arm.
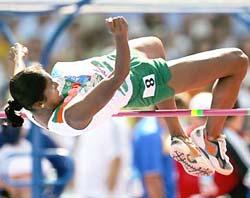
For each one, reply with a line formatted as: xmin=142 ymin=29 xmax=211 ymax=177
xmin=65 ymin=16 xmax=130 ymax=129
xmin=9 ymin=43 xmax=28 ymax=75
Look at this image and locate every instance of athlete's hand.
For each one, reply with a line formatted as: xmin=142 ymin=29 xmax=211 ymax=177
xmin=9 ymin=43 xmax=28 ymax=63
xmin=105 ymin=16 xmax=128 ymax=38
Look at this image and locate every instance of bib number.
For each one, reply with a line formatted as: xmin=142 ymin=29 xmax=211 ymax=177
xmin=143 ymin=74 xmax=156 ymax=98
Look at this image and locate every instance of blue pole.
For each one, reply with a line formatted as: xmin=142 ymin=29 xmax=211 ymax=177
xmin=31 ymin=125 xmax=43 ymax=198
xmin=233 ymin=13 xmax=250 ymax=31
xmin=0 ymin=20 xmax=16 ymax=45
xmin=40 ymin=0 xmax=90 ymax=67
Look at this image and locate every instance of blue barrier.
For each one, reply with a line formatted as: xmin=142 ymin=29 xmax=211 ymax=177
xmin=233 ymin=13 xmax=250 ymax=30
xmin=0 ymin=146 xmax=74 ymax=188
xmin=0 ymin=1 xmax=88 ymax=197
xmin=31 ymin=125 xmax=43 ymax=198
xmin=40 ymin=0 xmax=90 ymax=67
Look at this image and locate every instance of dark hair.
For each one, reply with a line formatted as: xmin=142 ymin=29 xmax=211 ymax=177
xmin=5 ymin=100 xmax=24 ymax=127
xmin=5 ymin=65 xmax=47 ymax=127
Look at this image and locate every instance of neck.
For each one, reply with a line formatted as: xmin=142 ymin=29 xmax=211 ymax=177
xmin=32 ymin=108 xmax=54 ymax=129
xmin=33 ymin=108 xmax=54 ymax=117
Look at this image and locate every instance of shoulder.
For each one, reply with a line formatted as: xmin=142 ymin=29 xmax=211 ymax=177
xmin=51 ymin=61 xmax=74 ymax=77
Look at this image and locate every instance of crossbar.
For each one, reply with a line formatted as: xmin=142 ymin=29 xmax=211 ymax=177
xmin=0 ymin=108 xmax=250 ymax=120
xmin=113 ymin=109 xmax=250 ymax=117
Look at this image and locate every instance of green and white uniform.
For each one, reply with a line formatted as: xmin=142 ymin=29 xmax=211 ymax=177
xmin=47 ymin=50 xmax=174 ymax=136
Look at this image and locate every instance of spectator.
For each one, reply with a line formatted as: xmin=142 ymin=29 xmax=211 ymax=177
xmin=132 ymin=117 xmax=177 ymax=198
xmin=73 ymin=117 xmax=131 ymax=197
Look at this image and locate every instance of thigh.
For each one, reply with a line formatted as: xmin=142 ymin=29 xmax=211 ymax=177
xmin=129 ymin=36 xmax=166 ymax=59
xmin=168 ymin=48 xmax=244 ymax=94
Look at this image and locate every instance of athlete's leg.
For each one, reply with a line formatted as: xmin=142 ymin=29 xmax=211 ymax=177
xmin=168 ymin=48 xmax=248 ymax=175
xmin=167 ymin=48 xmax=249 ymax=140
xmin=129 ymin=37 xmax=186 ymax=137
xmin=129 ymin=37 xmax=215 ymax=176
xmin=130 ymin=37 xmax=249 ymax=140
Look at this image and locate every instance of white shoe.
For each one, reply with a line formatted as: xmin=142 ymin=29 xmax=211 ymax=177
xmin=170 ymin=136 xmax=215 ymax=176
xmin=190 ymin=126 xmax=233 ymax=175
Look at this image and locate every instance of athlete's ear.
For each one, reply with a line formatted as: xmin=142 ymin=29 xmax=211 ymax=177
xmin=32 ymin=101 xmax=45 ymax=110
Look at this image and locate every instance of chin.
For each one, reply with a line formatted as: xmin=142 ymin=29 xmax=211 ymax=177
xmin=58 ymin=96 xmax=64 ymax=103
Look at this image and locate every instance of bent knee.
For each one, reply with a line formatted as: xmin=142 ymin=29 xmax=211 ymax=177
xmin=224 ymin=48 xmax=249 ymax=78
xmin=147 ymin=36 xmax=164 ymax=47
xmin=129 ymin=36 xmax=166 ymax=59
xmin=146 ymin=36 xmax=166 ymax=59
xmin=147 ymin=36 xmax=165 ymax=55
xmin=231 ymin=48 xmax=248 ymax=77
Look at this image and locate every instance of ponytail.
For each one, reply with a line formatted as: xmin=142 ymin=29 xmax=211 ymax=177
xmin=4 ymin=100 xmax=24 ymax=127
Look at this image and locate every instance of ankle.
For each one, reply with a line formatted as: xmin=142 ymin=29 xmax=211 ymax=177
xmin=171 ymin=131 xmax=187 ymax=138
xmin=205 ymin=126 xmax=223 ymax=141
xmin=205 ymin=139 xmax=218 ymax=156
xmin=206 ymin=135 xmax=220 ymax=142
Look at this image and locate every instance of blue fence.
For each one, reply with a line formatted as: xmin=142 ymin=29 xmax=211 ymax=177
xmin=0 ymin=1 xmax=89 ymax=197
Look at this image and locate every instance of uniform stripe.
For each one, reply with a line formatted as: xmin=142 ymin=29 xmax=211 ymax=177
xmin=191 ymin=109 xmax=204 ymax=117
xmin=52 ymin=82 xmax=81 ymax=123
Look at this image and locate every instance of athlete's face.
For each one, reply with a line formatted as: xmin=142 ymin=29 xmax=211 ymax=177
xmin=43 ymin=76 xmax=63 ymax=109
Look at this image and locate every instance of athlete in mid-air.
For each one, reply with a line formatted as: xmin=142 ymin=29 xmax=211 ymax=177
xmin=5 ymin=16 xmax=249 ymax=176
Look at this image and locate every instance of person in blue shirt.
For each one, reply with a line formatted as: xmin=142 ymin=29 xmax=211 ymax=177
xmin=132 ymin=117 xmax=177 ymax=198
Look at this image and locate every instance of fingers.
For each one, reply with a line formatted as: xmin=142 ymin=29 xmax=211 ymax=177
xmin=12 ymin=43 xmax=28 ymax=52
xmin=105 ymin=16 xmax=128 ymax=34
xmin=8 ymin=43 xmax=28 ymax=62
xmin=113 ymin=17 xmax=121 ymax=31
xmin=105 ymin=17 xmax=115 ymax=32
xmin=119 ymin=17 xmax=128 ymax=29
xmin=22 ymin=46 xmax=28 ymax=56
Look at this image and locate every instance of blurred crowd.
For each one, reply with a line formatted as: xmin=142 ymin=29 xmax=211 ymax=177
xmin=0 ymin=13 xmax=249 ymax=198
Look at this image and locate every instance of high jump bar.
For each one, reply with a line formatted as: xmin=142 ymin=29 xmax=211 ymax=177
xmin=0 ymin=108 xmax=250 ymax=119
xmin=113 ymin=109 xmax=250 ymax=117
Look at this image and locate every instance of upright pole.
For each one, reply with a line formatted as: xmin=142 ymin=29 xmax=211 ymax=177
xmin=0 ymin=20 xmax=16 ymax=45
xmin=31 ymin=125 xmax=43 ymax=198
xmin=40 ymin=0 xmax=90 ymax=67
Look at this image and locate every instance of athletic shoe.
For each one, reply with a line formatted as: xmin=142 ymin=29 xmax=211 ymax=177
xmin=170 ymin=136 xmax=215 ymax=176
xmin=190 ymin=126 xmax=233 ymax=175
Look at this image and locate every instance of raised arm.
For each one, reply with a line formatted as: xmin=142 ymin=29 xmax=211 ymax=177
xmin=65 ymin=16 xmax=130 ymax=129
xmin=9 ymin=43 xmax=28 ymax=75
